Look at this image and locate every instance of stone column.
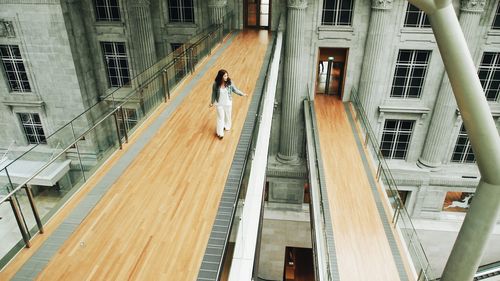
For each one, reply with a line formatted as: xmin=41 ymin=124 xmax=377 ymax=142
xmin=277 ymin=0 xmax=308 ymax=163
xmin=208 ymin=0 xmax=227 ymax=25
xmin=128 ymin=0 xmax=156 ymax=74
xmin=417 ymin=0 xmax=485 ymax=169
xmin=357 ymin=0 xmax=394 ymax=126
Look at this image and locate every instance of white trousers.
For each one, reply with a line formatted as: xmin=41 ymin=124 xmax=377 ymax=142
xmin=216 ymin=104 xmax=232 ymax=137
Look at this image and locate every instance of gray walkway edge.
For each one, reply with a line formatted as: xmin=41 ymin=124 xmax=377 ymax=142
xmin=12 ymin=32 xmax=238 ymax=281
xmin=343 ymin=102 xmax=409 ymax=281
xmin=197 ymin=33 xmax=275 ymax=281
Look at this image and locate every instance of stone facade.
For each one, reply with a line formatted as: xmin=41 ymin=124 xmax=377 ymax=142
xmin=1 ymin=0 xmax=500 ymax=275
xmin=267 ymin=0 xmax=500 ymax=225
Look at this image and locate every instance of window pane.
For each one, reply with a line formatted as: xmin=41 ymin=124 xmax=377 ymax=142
xmin=478 ymin=52 xmax=500 ymax=101
xmin=101 ymin=42 xmax=130 ymax=87
xmin=391 ymin=50 xmax=430 ymax=98
xmin=322 ymin=0 xmax=352 ymax=26
xmin=380 ymin=120 xmax=414 ymax=160
xmin=0 ymin=45 xmax=31 ymax=92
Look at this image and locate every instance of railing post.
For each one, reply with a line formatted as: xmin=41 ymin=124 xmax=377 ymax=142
xmin=376 ymin=162 xmax=382 ymax=180
xmin=392 ymin=204 xmax=400 ymax=225
xmin=8 ymin=196 xmax=31 ymax=248
xmin=113 ymin=110 xmax=123 ymax=150
xmin=119 ymin=106 xmax=129 ymax=144
xmin=23 ymin=184 xmax=44 ymax=233
xmin=71 ymin=122 xmax=86 ymax=181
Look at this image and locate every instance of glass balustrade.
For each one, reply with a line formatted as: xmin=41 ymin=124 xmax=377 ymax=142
xmin=0 ymin=11 xmax=234 ymax=270
xmin=350 ymin=88 xmax=432 ymax=281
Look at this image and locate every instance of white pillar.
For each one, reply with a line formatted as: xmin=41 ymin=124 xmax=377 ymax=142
xmin=417 ymin=0 xmax=486 ymax=169
xmin=409 ymin=1 xmax=500 ymax=280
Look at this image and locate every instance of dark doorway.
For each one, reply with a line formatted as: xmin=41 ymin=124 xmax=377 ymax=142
xmin=316 ymin=48 xmax=348 ymax=98
xmin=283 ymin=247 xmax=315 ymax=281
xmin=245 ymin=0 xmax=270 ymax=29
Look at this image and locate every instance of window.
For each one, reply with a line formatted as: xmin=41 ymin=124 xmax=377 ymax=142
xmin=451 ymin=124 xmax=475 ymax=163
xmin=18 ymin=113 xmax=46 ymax=144
xmin=117 ymin=108 xmax=138 ymax=137
xmin=478 ymin=52 xmax=500 ymax=101
xmin=95 ymin=0 xmax=121 ymax=21
xmin=321 ymin=0 xmax=353 ymax=26
xmin=404 ymin=3 xmax=430 ymax=28
xmin=168 ymin=0 xmax=194 ymax=23
xmin=0 ymin=45 xmax=31 ymax=92
xmin=380 ymin=119 xmax=415 ymax=160
xmin=101 ymin=42 xmax=130 ymax=87
xmin=390 ymin=50 xmax=431 ymax=98
xmin=492 ymin=3 xmax=500 ymax=29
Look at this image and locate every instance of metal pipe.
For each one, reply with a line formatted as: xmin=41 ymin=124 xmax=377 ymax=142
xmin=9 ymin=197 xmax=31 ymax=248
xmin=119 ymin=106 xmax=129 ymax=144
xmin=409 ymin=1 xmax=500 ymax=280
xmin=23 ymin=184 xmax=44 ymax=233
xmin=71 ymin=122 xmax=86 ymax=182
xmin=113 ymin=111 xmax=122 ymax=150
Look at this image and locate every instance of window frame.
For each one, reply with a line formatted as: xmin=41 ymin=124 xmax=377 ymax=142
xmin=478 ymin=52 xmax=500 ymax=102
xmin=390 ymin=49 xmax=431 ymax=99
xmin=380 ymin=119 xmax=415 ymax=160
xmin=94 ymin=0 xmax=121 ymax=22
xmin=403 ymin=3 xmax=431 ymax=28
xmin=450 ymin=123 xmax=476 ymax=163
xmin=167 ymin=0 xmax=195 ymax=23
xmin=0 ymin=44 xmax=32 ymax=93
xmin=100 ymin=41 xmax=131 ymax=88
xmin=321 ymin=0 xmax=354 ymax=26
xmin=17 ymin=112 xmax=47 ymax=145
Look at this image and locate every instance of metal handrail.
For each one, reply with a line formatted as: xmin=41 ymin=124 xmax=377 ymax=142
xmin=0 ymin=11 xmax=233 ymax=200
xmin=350 ymin=87 xmax=432 ymax=280
xmin=218 ymin=20 xmax=280 ymax=280
xmin=0 ymin=106 xmax=122 ymax=205
xmin=0 ymin=19 xmax=227 ymax=173
xmin=0 ymin=11 xmax=235 ymax=259
xmin=304 ymin=96 xmax=332 ymax=281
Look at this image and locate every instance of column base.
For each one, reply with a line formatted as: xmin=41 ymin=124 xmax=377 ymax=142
xmin=276 ymin=153 xmax=300 ymax=165
xmin=416 ymin=158 xmax=442 ymax=171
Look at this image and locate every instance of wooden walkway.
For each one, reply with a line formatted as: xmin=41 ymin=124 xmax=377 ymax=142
xmin=0 ymin=30 xmax=270 ymax=280
xmin=314 ymin=94 xmax=413 ymax=281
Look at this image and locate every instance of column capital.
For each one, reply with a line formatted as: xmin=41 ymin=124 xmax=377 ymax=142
xmin=371 ymin=0 xmax=393 ymax=10
xmin=460 ymin=0 xmax=486 ymax=13
xmin=208 ymin=0 xmax=227 ymax=8
xmin=287 ymin=0 xmax=307 ymax=10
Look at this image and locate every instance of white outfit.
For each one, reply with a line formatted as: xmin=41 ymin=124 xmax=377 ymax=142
xmin=215 ymin=87 xmax=232 ymax=137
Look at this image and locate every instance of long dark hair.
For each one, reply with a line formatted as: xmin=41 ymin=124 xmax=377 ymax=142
xmin=215 ymin=69 xmax=231 ymax=87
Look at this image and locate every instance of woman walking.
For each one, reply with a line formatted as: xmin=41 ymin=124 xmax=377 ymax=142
xmin=209 ymin=69 xmax=247 ymax=139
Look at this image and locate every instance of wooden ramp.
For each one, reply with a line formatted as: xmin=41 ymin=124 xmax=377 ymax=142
xmin=0 ymin=30 xmax=270 ymax=280
xmin=314 ymin=94 xmax=412 ymax=281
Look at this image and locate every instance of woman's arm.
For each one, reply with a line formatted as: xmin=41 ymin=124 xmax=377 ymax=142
xmin=231 ymin=83 xmax=247 ymax=96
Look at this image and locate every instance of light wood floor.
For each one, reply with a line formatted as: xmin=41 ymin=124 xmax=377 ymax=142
xmin=0 ymin=30 xmax=270 ymax=280
xmin=315 ymin=94 xmax=405 ymax=281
